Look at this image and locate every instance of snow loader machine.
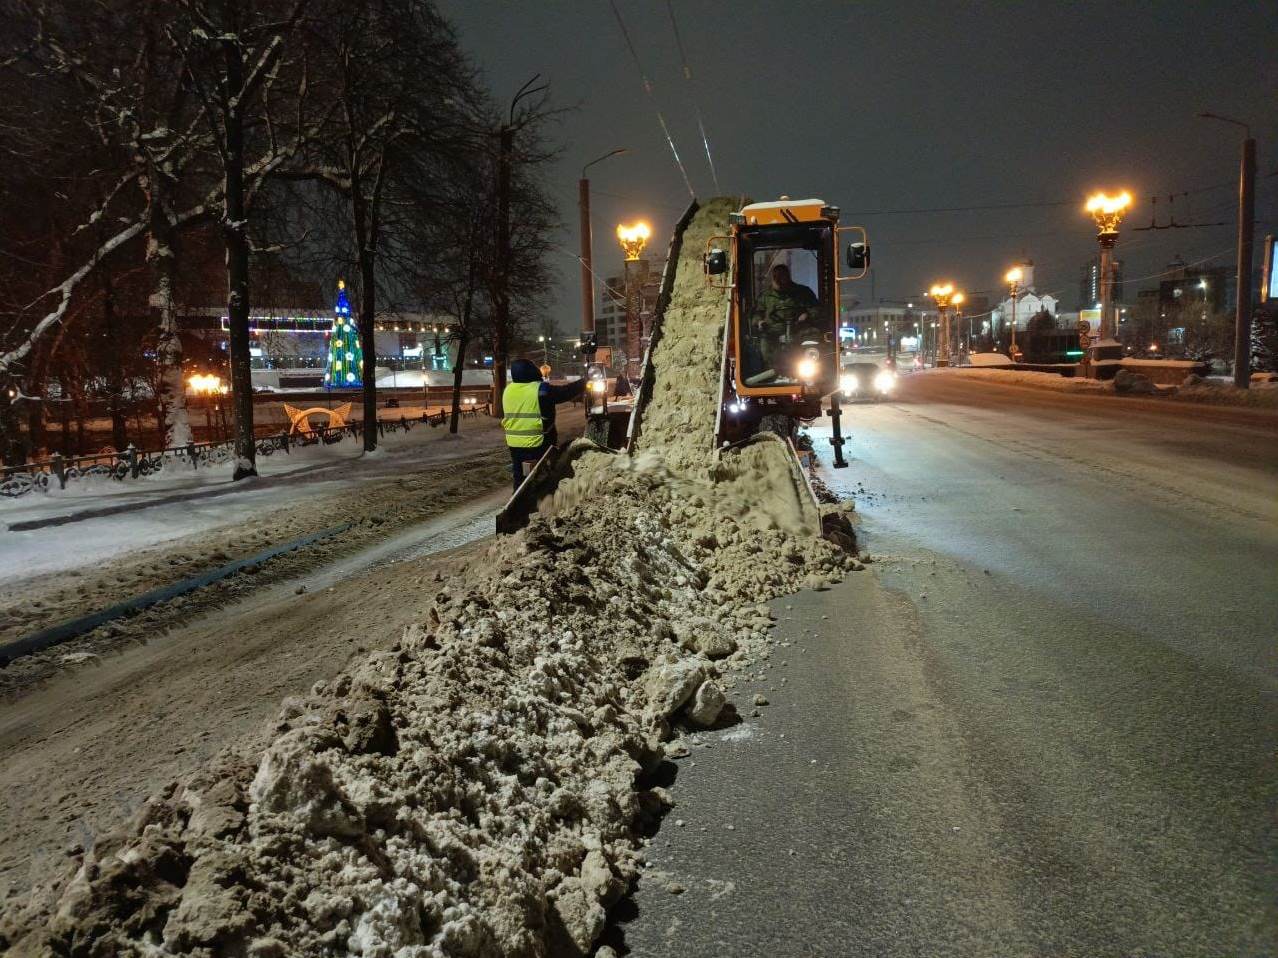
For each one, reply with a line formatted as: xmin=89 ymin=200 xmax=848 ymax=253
xmin=704 ymin=197 xmax=869 ymax=466
xmin=495 ymin=197 xmax=867 ymax=550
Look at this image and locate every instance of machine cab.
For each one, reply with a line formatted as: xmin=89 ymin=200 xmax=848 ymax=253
xmin=707 ymin=198 xmax=868 ymax=410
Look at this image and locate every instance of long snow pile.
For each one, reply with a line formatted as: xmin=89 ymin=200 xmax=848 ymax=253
xmin=0 ymin=200 xmax=854 ymax=957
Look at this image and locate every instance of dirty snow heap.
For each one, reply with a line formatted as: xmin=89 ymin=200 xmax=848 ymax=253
xmin=0 ymin=198 xmax=857 ymax=958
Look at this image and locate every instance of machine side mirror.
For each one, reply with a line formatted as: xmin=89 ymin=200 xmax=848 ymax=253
xmin=705 ymin=248 xmax=727 ymax=275
xmin=846 ymin=242 xmax=869 ymax=270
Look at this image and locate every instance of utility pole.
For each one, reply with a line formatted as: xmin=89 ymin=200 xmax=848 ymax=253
xmin=1200 ymin=113 xmax=1255 ymax=388
xmin=578 ymin=149 xmax=627 ymax=343
xmin=1236 ymin=135 xmax=1256 ymax=387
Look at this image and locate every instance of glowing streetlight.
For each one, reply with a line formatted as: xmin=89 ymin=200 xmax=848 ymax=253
xmin=1005 ymin=266 xmax=1025 ymax=359
xmin=929 ymin=282 xmax=963 ymax=366
xmin=616 ymin=221 xmax=651 ymax=261
xmin=188 ymin=374 xmax=228 ymax=439
xmin=1085 ymin=191 xmax=1131 ymax=341
xmin=188 ymin=373 xmax=227 ymax=396
xmin=617 ymin=221 xmax=653 ymax=377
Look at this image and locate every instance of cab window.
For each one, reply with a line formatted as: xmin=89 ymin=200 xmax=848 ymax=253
xmin=738 ymin=225 xmax=833 ymax=386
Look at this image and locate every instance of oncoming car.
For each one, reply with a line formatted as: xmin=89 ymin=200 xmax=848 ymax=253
xmin=839 ymin=361 xmax=896 ymax=402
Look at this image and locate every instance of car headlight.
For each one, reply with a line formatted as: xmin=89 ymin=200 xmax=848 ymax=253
xmin=874 ymin=370 xmax=895 ymax=393
xmin=840 ymin=373 xmax=859 ymax=395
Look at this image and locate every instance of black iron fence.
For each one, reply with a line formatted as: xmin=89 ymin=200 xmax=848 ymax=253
xmin=0 ymin=403 xmax=490 ymax=499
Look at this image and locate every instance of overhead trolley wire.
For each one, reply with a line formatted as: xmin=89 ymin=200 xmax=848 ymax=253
xmin=610 ymin=0 xmax=696 ymax=199
xmin=665 ymin=1 xmax=720 ymax=194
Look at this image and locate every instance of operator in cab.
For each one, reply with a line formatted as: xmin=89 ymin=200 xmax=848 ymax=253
xmin=748 ymin=263 xmax=823 ymax=384
xmin=502 ymin=358 xmax=585 ymax=492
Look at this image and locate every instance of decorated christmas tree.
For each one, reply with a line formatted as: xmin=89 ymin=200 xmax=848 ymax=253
xmin=324 ymin=279 xmax=362 ymax=388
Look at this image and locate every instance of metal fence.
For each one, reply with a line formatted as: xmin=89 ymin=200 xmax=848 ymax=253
xmin=0 ymin=403 xmax=491 ymax=499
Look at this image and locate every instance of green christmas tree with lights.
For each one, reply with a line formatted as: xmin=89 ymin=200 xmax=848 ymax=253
xmin=324 ymin=279 xmax=362 ymax=388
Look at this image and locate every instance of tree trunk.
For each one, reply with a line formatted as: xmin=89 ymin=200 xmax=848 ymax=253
xmin=358 ymin=256 xmax=378 ymax=452
xmin=72 ymin=379 xmax=86 ymax=455
xmin=101 ymin=270 xmax=129 ymax=451
xmin=223 ymin=36 xmax=257 ymax=480
xmin=449 ymin=326 xmax=469 ymax=434
xmin=148 ymin=185 xmax=192 ymax=447
xmin=25 ymin=340 xmax=48 ymax=456
xmin=0 ymin=396 xmax=23 ymax=466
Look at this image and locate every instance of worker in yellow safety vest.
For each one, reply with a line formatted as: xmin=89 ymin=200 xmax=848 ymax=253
xmin=502 ymin=358 xmax=585 ymax=491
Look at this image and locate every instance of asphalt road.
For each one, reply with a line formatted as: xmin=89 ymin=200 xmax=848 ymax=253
xmin=618 ymin=372 xmax=1278 ymax=957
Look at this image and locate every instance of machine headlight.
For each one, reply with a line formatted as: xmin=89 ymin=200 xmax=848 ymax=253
xmin=796 ymin=358 xmax=817 ymax=381
xmin=874 ymin=370 xmax=895 ymax=393
xmin=840 ymin=373 xmax=859 ymax=395
xmin=589 ymin=378 xmax=607 ymax=394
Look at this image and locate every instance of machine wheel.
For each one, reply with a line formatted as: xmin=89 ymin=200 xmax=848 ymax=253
xmin=758 ymin=413 xmax=796 ymax=443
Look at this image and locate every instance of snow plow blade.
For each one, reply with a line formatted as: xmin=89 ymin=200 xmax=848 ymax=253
xmin=494 ymin=439 xmax=616 ymax=535
xmin=713 ymin=432 xmax=824 ymax=539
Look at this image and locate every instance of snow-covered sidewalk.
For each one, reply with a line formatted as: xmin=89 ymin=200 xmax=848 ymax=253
xmin=0 ymin=415 xmax=508 ymax=584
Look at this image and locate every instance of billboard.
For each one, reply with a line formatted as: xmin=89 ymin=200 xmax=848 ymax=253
xmin=1078 ymin=308 xmax=1101 ymax=339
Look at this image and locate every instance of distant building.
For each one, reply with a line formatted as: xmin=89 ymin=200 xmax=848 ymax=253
xmin=842 ymin=304 xmax=938 ymax=354
xmin=1157 ymin=256 xmax=1229 ymax=314
xmin=1081 ymin=255 xmax=1125 ymax=308
xmin=992 ymin=260 xmax=1058 ymax=331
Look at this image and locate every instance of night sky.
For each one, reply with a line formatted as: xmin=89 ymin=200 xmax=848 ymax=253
xmin=436 ymin=1 xmax=1277 ymax=328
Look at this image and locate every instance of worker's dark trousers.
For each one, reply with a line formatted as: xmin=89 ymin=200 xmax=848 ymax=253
xmin=508 ymin=444 xmax=547 ymax=492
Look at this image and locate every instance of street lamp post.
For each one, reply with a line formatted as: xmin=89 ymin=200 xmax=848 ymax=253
xmin=617 ymin=221 xmax=651 ymax=379
xmin=1005 ymin=266 xmax=1023 ymax=359
xmin=1085 ymin=191 xmax=1132 ymax=342
xmin=928 ymin=283 xmax=963 ymax=367
xmin=578 ymin=149 xmax=627 ymax=343
xmin=1199 ymin=112 xmax=1255 ymax=388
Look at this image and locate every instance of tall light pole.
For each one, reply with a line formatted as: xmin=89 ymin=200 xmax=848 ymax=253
xmin=1200 ymin=112 xmax=1256 ymax=388
xmin=929 ymin=283 xmax=962 ymax=367
xmin=617 ymin=221 xmax=651 ymax=378
xmin=1085 ymin=190 xmax=1132 ymax=342
xmin=578 ymin=148 xmax=628 ymax=344
xmin=1005 ymin=266 xmax=1023 ymax=359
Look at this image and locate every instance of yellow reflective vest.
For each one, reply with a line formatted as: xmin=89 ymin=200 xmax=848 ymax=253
xmin=501 ymin=381 xmax=545 ymax=448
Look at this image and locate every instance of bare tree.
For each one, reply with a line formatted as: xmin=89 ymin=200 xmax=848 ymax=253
xmin=176 ymin=0 xmax=307 ymax=478
xmin=280 ymin=0 xmax=482 ymax=451
xmin=0 ymin=0 xmax=228 ymax=446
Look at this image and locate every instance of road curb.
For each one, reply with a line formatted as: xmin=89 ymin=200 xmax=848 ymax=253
xmin=0 ymin=523 xmax=354 ymax=666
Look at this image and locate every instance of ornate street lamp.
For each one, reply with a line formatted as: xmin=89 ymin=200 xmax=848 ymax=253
xmin=928 ymin=282 xmax=963 ymax=367
xmin=1085 ymin=191 xmax=1132 ymax=341
xmin=1005 ymin=266 xmax=1024 ymax=359
xmin=617 ymin=222 xmax=652 ymax=376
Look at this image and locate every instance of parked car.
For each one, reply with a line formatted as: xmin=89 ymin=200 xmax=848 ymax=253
xmin=839 ymin=361 xmax=896 ymax=402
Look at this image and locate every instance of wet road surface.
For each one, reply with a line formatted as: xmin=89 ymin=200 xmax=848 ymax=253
xmin=619 ymin=372 xmax=1278 ymax=957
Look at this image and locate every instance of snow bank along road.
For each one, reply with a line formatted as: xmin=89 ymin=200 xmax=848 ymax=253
xmin=0 ymin=414 xmax=572 ymax=898
xmin=622 ymin=370 xmax=1278 ymax=957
